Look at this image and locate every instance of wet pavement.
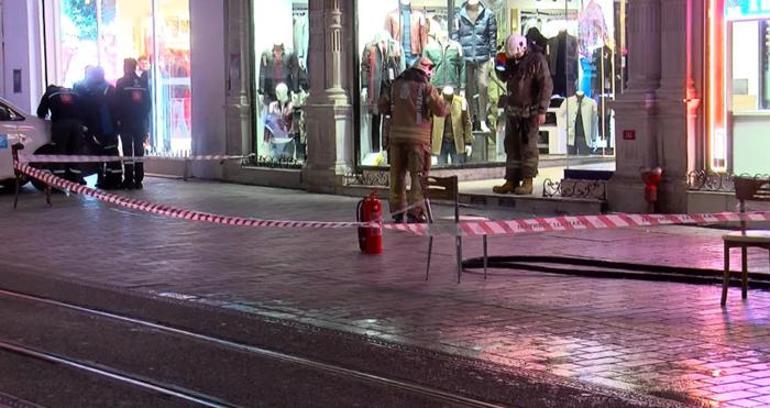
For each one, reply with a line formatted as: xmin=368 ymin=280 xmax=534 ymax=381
xmin=2 ymin=179 xmax=770 ymax=407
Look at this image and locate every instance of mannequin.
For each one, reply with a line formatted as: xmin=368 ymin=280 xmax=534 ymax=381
xmin=556 ymin=91 xmax=598 ymax=156
xmin=548 ymin=30 xmax=579 ymax=97
xmin=264 ymin=83 xmax=296 ymax=159
xmin=452 ymin=0 xmax=497 ymax=132
xmin=362 ymin=31 xmax=405 ymax=152
xmin=259 ymin=43 xmax=302 ymax=103
xmin=385 ymin=0 xmax=428 ymax=67
xmin=422 ymin=24 xmax=465 ymax=90
xmin=432 ymin=86 xmax=473 ymax=165
xmin=578 ymin=0 xmax=609 ymax=97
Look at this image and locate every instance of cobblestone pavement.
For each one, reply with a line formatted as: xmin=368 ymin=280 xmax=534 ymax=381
xmin=3 ymin=179 xmax=770 ymax=407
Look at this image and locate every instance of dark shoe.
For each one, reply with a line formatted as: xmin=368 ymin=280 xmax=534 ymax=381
xmin=122 ymin=181 xmax=135 ymax=190
xmin=134 ymin=182 xmax=143 ymax=190
xmin=493 ymin=180 xmax=519 ymax=194
xmin=406 ymin=213 xmax=427 ymax=224
xmin=514 ymin=177 xmax=534 ymax=195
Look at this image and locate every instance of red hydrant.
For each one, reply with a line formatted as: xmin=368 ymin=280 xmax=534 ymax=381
xmin=640 ymin=167 xmax=663 ymax=213
xmin=356 ymin=192 xmax=383 ymax=255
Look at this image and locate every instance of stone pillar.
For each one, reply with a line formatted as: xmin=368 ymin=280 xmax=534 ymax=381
xmin=303 ymin=0 xmax=354 ymax=193
xmin=223 ymin=0 xmax=253 ymax=178
xmin=607 ymin=0 xmax=662 ymax=213
xmin=655 ymin=0 xmax=701 ymax=212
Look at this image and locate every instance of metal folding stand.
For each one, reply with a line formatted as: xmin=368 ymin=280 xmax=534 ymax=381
xmin=12 ymin=143 xmax=51 ymax=209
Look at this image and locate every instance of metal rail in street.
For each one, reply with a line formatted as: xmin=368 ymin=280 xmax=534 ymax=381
xmin=0 ymin=340 xmax=235 ymax=408
xmin=0 ymin=288 xmax=506 ymax=408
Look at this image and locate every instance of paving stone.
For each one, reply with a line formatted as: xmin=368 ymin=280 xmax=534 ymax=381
xmin=3 ymin=178 xmax=770 ymax=405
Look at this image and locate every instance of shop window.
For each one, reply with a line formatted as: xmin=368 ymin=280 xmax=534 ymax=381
xmin=44 ymin=0 xmax=192 ymax=154
xmin=251 ymin=0 xmax=310 ymax=168
xmin=355 ymin=0 xmax=626 ymax=171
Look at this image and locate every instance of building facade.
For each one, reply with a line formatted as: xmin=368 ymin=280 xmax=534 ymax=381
xmin=1 ymin=0 xmax=766 ymax=213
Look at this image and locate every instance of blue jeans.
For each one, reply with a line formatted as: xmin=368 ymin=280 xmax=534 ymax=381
xmin=437 ymin=139 xmax=465 ymax=165
xmin=580 ymin=57 xmax=595 ymax=97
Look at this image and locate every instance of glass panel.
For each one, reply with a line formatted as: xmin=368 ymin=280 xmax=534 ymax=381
xmin=57 ymin=0 xmax=98 ymax=87
xmin=728 ymin=19 xmax=770 ymax=175
xmin=153 ymin=0 xmax=192 ymax=154
xmin=47 ymin=0 xmax=191 ymax=154
xmin=355 ymin=0 xmax=625 ymax=177
xmin=252 ymin=0 xmax=310 ymax=167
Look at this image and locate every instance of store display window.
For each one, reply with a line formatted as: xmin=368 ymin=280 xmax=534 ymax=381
xmin=708 ymin=0 xmax=770 ymax=174
xmin=44 ymin=0 xmax=192 ymax=154
xmin=356 ymin=0 xmax=626 ymax=170
xmin=251 ymin=0 xmax=310 ymax=167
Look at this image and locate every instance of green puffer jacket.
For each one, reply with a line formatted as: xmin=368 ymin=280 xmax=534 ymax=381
xmin=422 ymin=39 xmax=465 ymax=90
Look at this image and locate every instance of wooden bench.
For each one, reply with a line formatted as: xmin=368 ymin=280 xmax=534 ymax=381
xmin=721 ymin=177 xmax=770 ymax=306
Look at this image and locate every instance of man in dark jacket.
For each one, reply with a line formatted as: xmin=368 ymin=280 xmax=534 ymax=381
xmin=80 ymin=66 xmax=122 ymax=190
xmin=37 ymin=85 xmax=86 ymax=183
xmin=116 ymin=58 xmax=151 ymax=189
xmin=493 ymin=34 xmax=553 ymax=195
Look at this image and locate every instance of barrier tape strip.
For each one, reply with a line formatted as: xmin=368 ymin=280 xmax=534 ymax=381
xmin=14 ymin=161 xmax=770 ymax=236
xmin=14 ymin=163 xmax=364 ymax=230
xmin=386 ymin=211 xmax=770 ymax=237
xmin=18 ymin=153 xmax=255 ymax=164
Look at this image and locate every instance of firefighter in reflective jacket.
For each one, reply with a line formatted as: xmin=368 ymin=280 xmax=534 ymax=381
xmin=36 ymin=85 xmax=86 ymax=183
xmin=378 ymin=58 xmax=449 ymax=223
xmin=80 ymin=66 xmax=122 ymax=190
xmin=493 ymin=34 xmax=553 ymax=195
xmin=115 ymin=58 xmax=151 ymax=190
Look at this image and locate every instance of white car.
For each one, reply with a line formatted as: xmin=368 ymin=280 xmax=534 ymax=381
xmin=0 ymin=97 xmax=53 ymax=189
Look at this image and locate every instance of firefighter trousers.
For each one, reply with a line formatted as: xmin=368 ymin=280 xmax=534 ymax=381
xmin=120 ymin=130 xmax=145 ymax=186
xmin=389 ymin=142 xmax=430 ymax=218
xmin=504 ymin=115 xmax=540 ymax=181
xmin=97 ymin=134 xmax=122 ymax=189
xmin=51 ymin=119 xmax=84 ymax=182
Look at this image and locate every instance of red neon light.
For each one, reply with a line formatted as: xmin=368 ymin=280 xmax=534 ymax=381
xmin=707 ymin=0 xmax=727 ymax=171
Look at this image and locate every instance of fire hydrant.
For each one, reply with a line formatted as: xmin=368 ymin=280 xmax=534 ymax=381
xmin=640 ymin=167 xmax=663 ymax=213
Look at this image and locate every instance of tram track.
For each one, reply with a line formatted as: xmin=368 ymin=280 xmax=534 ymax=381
xmin=0 ymin=288 xmax=506 ymax=408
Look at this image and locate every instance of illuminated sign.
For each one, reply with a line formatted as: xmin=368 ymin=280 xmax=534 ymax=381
xmin=726 ymin=0 xmax=770 ymax=19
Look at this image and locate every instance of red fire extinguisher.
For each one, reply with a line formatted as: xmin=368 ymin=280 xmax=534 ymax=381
xmin=640 ymin=167 xmax=663 ymax=213
xmin=357 ymin=192 xmax=383 ymax=255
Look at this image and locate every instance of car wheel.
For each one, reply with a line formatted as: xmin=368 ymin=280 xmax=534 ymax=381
xmin=30 ymin=144 xmax=65 ymax=192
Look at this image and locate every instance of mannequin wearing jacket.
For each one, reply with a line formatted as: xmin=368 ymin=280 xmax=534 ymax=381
xmin=362 ymin=31 xmax=405 ymax=152
xmin=548 ymin=30 xmax=579 ymax=97
xmin=259 ymin=43 xmax=302 ymax=103
xmin=422 ymin=27 xmax=464 ymax=90
xmin=557 ymin=91 xmax=598 ymax=155
xmin=385 ymin=0 xmax=428 ymax=67
xmin=452 ymin=0 xmax=497 ymax=132
xmin=432 ymin=87 xmax=473 ymax=165
xmin=578 ymin=0 xmax=609 ymax=97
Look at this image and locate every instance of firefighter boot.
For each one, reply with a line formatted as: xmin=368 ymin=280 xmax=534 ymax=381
xmin=493 ymin=179 xmax=519 ymax=194
xmin=514 ymin=177 xmax=534 ymax=195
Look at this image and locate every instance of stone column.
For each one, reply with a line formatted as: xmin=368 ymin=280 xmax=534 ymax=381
xmin=223 ymin=0 xmax=253 ymax=178
xmin=655 ymin=0 xmax=701 ymax=212
xmin=607 ymin=0 xmax=662 ymax=213
xmin=303 ymin=0 xmax=355 ymax=193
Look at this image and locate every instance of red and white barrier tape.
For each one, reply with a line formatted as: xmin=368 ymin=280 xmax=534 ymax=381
xmin=18 ymin=153 xmax=254 ymax=164
xmin=386 ymin=211 xmax=770 ymax=236
xmin=15 ymin=161 xmax=770 ymax=236
xmin=14 ymin=163 xmax=363 ymax=230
